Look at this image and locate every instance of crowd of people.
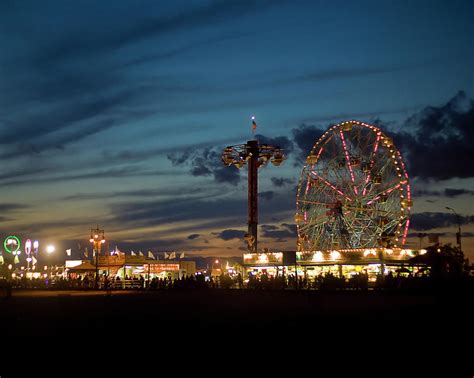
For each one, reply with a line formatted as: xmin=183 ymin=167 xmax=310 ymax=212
xmin=1 ymin=268 xmax=471 ymax=291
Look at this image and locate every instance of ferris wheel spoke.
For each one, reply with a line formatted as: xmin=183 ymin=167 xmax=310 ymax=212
xmin=366 ymin=182 xmax=401 ymax=205
xmin=362 ymin=131 xmax=382 ymax=196
xmin=338 ymin=129 xmax=358 ymax=195
xmin=310 ymin=171 xmax=352 ymax=202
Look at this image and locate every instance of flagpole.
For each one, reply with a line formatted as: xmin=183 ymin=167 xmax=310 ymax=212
xmin=251 ymin=116 xmax=257 ymax=139
xmin=148 ymin=263 xmax=151 ymax=289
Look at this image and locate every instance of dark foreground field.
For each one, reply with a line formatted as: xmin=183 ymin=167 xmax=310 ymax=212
xmin=1 ymin=289 xmax=472 ymax=340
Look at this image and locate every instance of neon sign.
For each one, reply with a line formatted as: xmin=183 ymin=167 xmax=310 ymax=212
xmin=4 ymin=236 xmax=20 ymax=254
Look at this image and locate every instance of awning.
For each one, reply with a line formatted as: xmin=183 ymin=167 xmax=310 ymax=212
xmin=67 ymin=261 xmax=97 ymax=272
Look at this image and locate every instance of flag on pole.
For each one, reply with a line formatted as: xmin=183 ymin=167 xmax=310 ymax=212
xmin=180 ymin=252 xmax=185 ymax=259
xmin=169 ymin=252 xmax=176 ymax=259
xmin=139 ymin=251 xmax=144 ymax=257
xmin=32 ymin=256 xmax=37 ymax=265
xmin=0 ymin=255 xmax=3 ymax=264
xmin=14 ymin=255 xmax=19 ymax=264
xmin=131 ymin=251 xmax=136 ymax=256
xmin=148 ymin=251 xmax=155 ymax=259
xmin=252 ymin=116 xmax=257 ymax=131
xmin=84 ymin=247 xmax=89 ymax=258
xmin=164 ymin=252 xmax=169 ymax=259
xmin=66 ymin=248 xmax=72 ymax=256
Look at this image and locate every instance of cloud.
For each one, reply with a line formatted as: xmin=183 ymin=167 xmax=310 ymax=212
xmin=0 ymin=203 xmax=29 ymax=212
xmin=167 ymin=134 xmax=293 ymax=186
xmin=259 ymin=191 xmax=275 ymax=201
xmin=291 ymin=124 xmax=326 ymax=162
xmin=33 ymin=1 xmax=281 ymax=65
xmin=118 ymin=31 xmax=253 ymax=70
xmin=410 ymin=212 xmax=474 ymax=231
xmin=62 ymin=187 xmax=204 ymax=201
xmin=108 ymin=189 xmax=295 ymax=236
xmin=167 ymin=146 xmax=241 ymax=185
xmin=216 ymin=229 xmax=246 ymax=241
xmin=0 ymin=166 xmax=178 ymax=187
xmin=260 ymin=223 xmax=297 ymax=241
xmin=214 ymin=166 xmax=241 ymax=185
xmin=289 ymin=91 xmax=474 ymax=181
xmin=444 ymin=188 xmax=474 ymax=197
xmin=392 ymin=91 xmax=474 ymax=180
xmin=187 ymin=234 xmax=201 ymax=240
xmin=413 ymin=188 xmax=474 ymax=198
xmin=255 ymin=134 xmax=293 ymax=155
xmin=271 ymin=177 xmax=294 ymax=187
xmin=109 ymin=196 xmax=247 ymax=230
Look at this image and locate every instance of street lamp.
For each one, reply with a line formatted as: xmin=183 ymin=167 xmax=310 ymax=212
xmin=446 ymin=207 xmax=462 ymax=250
xmin=221 ymin=118 xmax=285 ymax=253
xmin=46 ymin=244 xmax=56 ymax=254
xmin=90 ymin=225 xmax=105 ymax=288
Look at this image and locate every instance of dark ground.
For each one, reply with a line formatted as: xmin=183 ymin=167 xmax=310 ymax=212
xmin=1 ymin=289 xmax=472 ymax=332
xmin=1 ymin=289 xmax=472 ymax=366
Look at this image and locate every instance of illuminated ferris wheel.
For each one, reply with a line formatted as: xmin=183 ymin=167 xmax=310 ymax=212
xmin=295 ymin=120 xmax=412 ymax=252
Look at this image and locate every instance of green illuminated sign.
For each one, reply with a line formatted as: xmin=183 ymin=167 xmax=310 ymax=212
xmin=4 ymin=236 xmax=20 ymax=254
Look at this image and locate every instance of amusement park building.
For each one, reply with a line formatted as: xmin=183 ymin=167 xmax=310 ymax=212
xmin=242 ymin=249 xmax=428 ymax=280
xmin=66 ymin=255 xmax=196 ymax=280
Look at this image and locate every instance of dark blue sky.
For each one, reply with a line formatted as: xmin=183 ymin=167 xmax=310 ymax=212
xmin=0 ymin=0 xmax=473 ymax=259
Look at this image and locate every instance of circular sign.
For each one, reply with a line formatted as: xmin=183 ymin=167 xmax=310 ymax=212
xmin=4 ymin=236 xmax=20 ymax=254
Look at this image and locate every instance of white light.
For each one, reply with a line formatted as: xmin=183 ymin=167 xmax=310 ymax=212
xmin=33 ymin=240 xmax=39 ymax=249
xmin=46 ymin=245 xmax=55 ymax=254
xmin=312 ymin=251 xmax=323 ymax=262
xmin=25 ymin=239 xmax=32 ymax=254
xmin=330 ymin=251 xmax=341 ymax=260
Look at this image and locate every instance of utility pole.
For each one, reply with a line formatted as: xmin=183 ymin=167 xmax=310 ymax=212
xmin=90 ymin=225 xmax=105 ymax=289
xmin=446 ymin=207 xmax=462 ymax=250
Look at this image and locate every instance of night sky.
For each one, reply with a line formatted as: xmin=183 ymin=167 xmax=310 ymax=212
xmin=0 ymin=0 xmax=473 ymax=261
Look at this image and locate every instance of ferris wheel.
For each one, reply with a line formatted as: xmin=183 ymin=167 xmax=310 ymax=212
xmin=295 ymin=120 xmax=412 ymax=252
